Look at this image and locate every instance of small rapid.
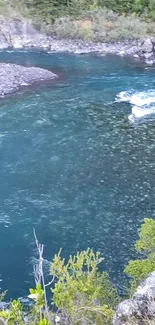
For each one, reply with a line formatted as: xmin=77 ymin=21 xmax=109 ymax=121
xmin=116 ymin=90 xmax=155 ymax=122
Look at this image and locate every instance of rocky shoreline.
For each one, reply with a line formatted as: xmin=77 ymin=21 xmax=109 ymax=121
xmin=0 ymin=16 xmax=155 ymax=64
xmin=0 ymin=63 xmax=57 ymax=97
xmin=0 ymin=17 xmax=155 ymax=97
xmin=48 ymin=37 xmax=155 ymax=65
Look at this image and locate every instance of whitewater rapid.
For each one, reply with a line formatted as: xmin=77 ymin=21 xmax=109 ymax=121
xmin=116 ymin=90 xmax=155 ymax=122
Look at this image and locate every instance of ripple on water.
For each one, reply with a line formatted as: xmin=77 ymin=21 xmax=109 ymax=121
xmin=0 ymin=214 xmax=11 ymax=227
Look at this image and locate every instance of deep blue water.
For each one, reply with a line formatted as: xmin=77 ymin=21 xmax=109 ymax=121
xmin=0 ymin=50 xmax=155 ymax=298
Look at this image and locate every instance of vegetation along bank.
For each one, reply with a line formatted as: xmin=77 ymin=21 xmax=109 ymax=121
xmin=1 ymin=0 xmax=155 ymax=63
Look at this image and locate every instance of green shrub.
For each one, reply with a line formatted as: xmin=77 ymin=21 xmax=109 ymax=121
xmin=0 ymin=247 xmax=117 ymax=325
xmin=51 ymin=8 xmax=152 ymax=41
xmin=50 ymin=248 xmax=117 ymax=324
xmin=125 ymin=218 xmax=155 ymax=292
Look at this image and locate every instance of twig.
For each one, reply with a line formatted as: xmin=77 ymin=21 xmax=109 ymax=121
xmin=33 ymin=229 xmax=50 ymax=322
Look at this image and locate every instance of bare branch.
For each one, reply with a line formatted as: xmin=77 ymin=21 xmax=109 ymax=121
xmin=33 ymin=228 xmax=51 ymax=323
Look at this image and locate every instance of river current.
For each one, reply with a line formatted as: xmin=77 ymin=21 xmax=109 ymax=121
xmin=0 ymin=50 xmax=155 ymax=298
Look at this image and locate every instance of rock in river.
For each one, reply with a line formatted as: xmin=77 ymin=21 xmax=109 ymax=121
xmin=0 ymin=63 xmax=57 ymax=96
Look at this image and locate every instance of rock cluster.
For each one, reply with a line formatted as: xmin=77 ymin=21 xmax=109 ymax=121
xmin=0 ymin=63 xmax=57 ymax=96
xmin=113 ymin=271 xmax=155 ymax=325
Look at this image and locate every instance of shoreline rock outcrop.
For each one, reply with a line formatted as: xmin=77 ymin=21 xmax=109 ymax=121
xmin=113 ymin=271 xmax=155 ymax=325
xmin=1 ymin=16 xmax=155 ymax=64
xmin=0 ymin=63 xmax=57 ymax=97
xmin=1 ymin=16 xmax=155 ymax=65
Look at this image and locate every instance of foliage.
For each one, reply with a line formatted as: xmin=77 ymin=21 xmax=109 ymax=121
xmin=22 ymin=0 xmax=155 ymax=17
xmin=1 ymin=219 xmax=155 ymax=324
xmin=0 ymin=300 xmax=24 ymax=325
xmin=29 ymin=283 xmax=44 ymax=307
xmin=0 ymin=290 xmax=7 ymax=302
xmin=50 ymin=9 xmax=151 ymax=41
xmin=0 ymin=246 xmax=117 ymax=325
xmin=135 ymin=218 xmax=155 ymax=254
xmin=125 ymin=218 xmax=155 ymax=291
xmin=19 ymin=0 xmax=155 ymax=22
xmin=50 ymin=248 xmax=117 ymax=324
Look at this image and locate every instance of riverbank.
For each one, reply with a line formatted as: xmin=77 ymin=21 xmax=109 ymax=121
xmin=0 ymin=63 xmax=57 ymax=97
xmin=0 ymin=16 xmax=155 ymax=65
xmin=48 ymin=37 xmax=155 ymax=64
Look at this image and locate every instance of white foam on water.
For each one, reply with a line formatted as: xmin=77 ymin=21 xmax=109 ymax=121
xmin=116 ymin=90 xmax=134 ymax=102
xmin=4 ymin=50 xmax=28 ymax=54
xmin=129 ymin=106 xmax=155 ymax=122
xmin=130 ymin=92 xmax=155 ymax=106
xmin=116 ymin=90 xmax=155 ymax=122
xmin=133 ymin=105 xmax=155 ymax=117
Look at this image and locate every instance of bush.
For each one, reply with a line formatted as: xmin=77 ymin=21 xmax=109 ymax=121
xmin=52 ymin=17 xmax=93 ymax=39
xmin=125 ymin=218 xmax=155 ymax=292
xmin=0 ymin=242 xmax=117 ymax=325
xmin=51 ymin=8 xmax=152 ymax=41
xmin=50 ymin=248 xmax=117 ymax=324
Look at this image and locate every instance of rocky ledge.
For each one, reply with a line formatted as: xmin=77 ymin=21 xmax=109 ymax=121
xmin=0 ymin=63 xmax=57 ymax=97
xmin=113 ymin=271 xmax=155 ymax=325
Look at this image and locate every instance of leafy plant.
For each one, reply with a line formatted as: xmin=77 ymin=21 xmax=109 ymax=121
xmin=50 ymin=248 xmax=117 ymax=324
xmin=125 ymin=218 xmax=155 ymax=291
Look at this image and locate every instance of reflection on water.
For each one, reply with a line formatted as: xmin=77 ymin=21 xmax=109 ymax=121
xmin=0 ymin=51 xmax=154 ymax=297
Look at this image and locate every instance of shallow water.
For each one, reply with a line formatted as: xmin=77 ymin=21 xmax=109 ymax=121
xmin=0 ymin=50 xmax=155 ymax=298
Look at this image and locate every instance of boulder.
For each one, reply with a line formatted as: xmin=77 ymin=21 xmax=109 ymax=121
xmin=112 ymin=271 xmax=155 ymax=325
xmin=141 ymin=38 xmax=153 ymax=53
xmin=0 ymin=16 xmax=50 ymax=49
xmin=0 ymin=30 xmax=10 ymax=49
xmin=143 ymin=52 xmax=153 ymax=59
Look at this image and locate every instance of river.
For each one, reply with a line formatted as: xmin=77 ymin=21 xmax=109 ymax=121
xmin=0 ymin=50 xmax=155 ymax=298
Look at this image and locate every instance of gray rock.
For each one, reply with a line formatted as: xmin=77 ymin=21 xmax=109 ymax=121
xmin=141 ymin=38 xmax=153 ymax=53
xmin=0 ymin=16 xmax=50 ymax=49
xmin=0 ymin=63 xmax=57 ymax=97
xmin=0 ymin=30 xmax=10 ymax=49
xmin=133 ymin=54 xmax=139 ymax=58
xmin=151 ymin=37 xmax=155 ymax=44
xmin=143 ymin=52 xmax=153 ymax=59
xmin=135 ymin=271 xmax=155 ymax=300
xmin=113 ymin=271 xmax=155 ymax=325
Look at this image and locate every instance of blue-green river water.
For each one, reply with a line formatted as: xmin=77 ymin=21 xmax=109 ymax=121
xmin=0 ymin=50 xmax=155 ymax=298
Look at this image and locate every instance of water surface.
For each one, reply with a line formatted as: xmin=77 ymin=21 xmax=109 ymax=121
xmin=0 ymin=50 xmax=155 ymax=298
